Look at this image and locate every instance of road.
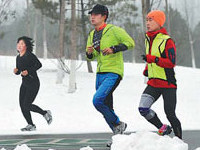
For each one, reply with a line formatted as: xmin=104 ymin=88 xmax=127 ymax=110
xmin=0 ymin=130 xmax=199 ymax=150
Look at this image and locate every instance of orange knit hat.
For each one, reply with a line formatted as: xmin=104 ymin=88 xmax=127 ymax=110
xmin=147 ymin=10 xmax=166 ymax=27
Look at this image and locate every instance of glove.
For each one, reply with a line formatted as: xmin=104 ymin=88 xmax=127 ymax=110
xmin=143 ymin=65 xmax=148 ymax=77
xmin=141 ymin=54 xmax=159 ymax=64
xmin=141 ymin=54 xmax=147 ymax=62
xmin=143 ymin=69 xmax=148 ymax=77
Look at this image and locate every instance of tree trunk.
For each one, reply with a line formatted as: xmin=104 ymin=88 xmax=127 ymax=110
xmin=56 ymin=0 xmax=66 ymax=84
xmin=33 ymin=10 xmax=38 ymax=54
xmin=141 ymin=0 xmax=151 ymax=82
xmin=26 ymin=0 xmax=31 ymax=37
xmin=80 ymin=0 xmax=93 ymax=73
xmin=42 ymin=15 xmax=48 ymax=59
xmin=165 ymin=0 xmax=171 ymax=35
xmin=141 ymin=0 xmax=151 ymax=33
xmin=189 ymin=33 xmax=196 ymax=68
xmin=184 ymin=0 xmax=196 ymax=68
xmin=68 ymin=0 xmax=77 ymax=93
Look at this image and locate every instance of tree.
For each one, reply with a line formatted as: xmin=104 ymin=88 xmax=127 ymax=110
xmin=33 ymin=9 xmax=39 ymax=54
xmin=56 ymin=0 xmax=66 ymax=84
xmin=0 ymin=0 xmax=15 ymax=25
xmin=32 ymin=0 xmax=60 ymax=59
xmin=165 ymin=0 xmax=170 ymax=34
xmin=42 ymin=14 xmax=48 ymax=59
xmin=134 ymin=0 xmax=151 ymax=62
xmin=80 ymin=0 xmax=93 ymax=73
xmin=141 ymin=0 xmax=151 ymax=33
xmin=26 ymin=0 xmax=31 ymax=36
xmin=68 ymin=0 xmax=77 ymax=93
xmin=193 ymin=22 xmax=200 ymax=68
xmin=0 ymin=0 xmax=15 ymax=39
xmin=183 ymin=0 xmax=196 ymax=68
xmin=168 ymin=6 xmax=191 ymax=67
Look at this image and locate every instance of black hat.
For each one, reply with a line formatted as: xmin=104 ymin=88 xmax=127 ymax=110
xmin=88 ymin=4 xmax=109 ymax=19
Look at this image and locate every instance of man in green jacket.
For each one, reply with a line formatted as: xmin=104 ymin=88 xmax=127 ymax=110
xmin=86 ymin=4 xmax=135 ymax=135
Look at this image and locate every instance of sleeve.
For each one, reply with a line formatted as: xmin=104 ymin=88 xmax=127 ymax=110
xmin=156 ymin=39 xmax=176 ymax=68
xmin=110 ymin=44 xmax=128 ymax=53
xmin=15 ymin=56 xmax=21 ymax=75
xmin=113 ymin=27 xmax=135 ymax=51
xmin=86 ymin=33 xmax=99 ymax=61
xmin=27 ymin=53 xmax=42 ymax=74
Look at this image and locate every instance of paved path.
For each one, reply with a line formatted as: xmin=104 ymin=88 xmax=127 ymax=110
xmin=0 ymin=130 xmax=199 ymax=150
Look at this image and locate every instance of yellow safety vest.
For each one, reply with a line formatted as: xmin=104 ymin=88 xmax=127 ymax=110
xmin=145 ymin=33 xmax=176 ymax=85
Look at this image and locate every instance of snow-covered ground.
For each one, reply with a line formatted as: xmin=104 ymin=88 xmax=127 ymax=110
xmin=0 ymin=55 xmax=200 ymax=150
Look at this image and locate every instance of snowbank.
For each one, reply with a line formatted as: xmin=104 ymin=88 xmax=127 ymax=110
xmin=111 ymin=132 xmax=188 ymax=150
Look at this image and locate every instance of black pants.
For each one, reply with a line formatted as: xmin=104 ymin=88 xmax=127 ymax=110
xmin=143 ymin=85 xmax=182 ymax=138
xmin=19 ymin=81 xmax=46 ymax=125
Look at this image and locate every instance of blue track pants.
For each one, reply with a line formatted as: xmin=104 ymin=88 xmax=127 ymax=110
xmin=93 ymin=73 xmax=121 ymax=130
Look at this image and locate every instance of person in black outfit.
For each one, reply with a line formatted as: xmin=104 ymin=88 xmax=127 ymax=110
xmin=14 ymin=36 xmax=52 ymax=131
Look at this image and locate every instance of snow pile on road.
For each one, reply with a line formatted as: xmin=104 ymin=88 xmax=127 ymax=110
xmin=0 ymin=144 xmax=54 ymax=150
xmin=13 ymin=144 xmax=31 ymax=150
xmin=111 ymin=132 xmax=188 ymax=150
xmin=80 ymin=146 xmax=94 ymax=150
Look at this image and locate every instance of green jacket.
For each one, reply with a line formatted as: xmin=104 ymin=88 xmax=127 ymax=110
xmin=86 ymin=24 xmax=135 ymax=77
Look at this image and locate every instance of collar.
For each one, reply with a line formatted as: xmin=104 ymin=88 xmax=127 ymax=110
xmin=146 ymin=27 xmax=168 ymax=38
xmin=95 ymin=23 xmax=107 ymax=31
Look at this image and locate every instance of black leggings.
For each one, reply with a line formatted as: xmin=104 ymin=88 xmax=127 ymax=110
xmin=19 ymin=82 xmax=46 ymax=125
xmin=143 ymin=85 xmax=182 ymax=138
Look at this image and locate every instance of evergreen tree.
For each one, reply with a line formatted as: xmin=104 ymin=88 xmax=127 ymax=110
xmin=168 ymin=6 xmax=191 ymax=67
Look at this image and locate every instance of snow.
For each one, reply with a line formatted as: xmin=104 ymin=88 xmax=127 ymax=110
xmin=0 ymin=55 xmax=200 ymax=150
xmin=80 ymin=146 xmax=94 ymax=150
xmin=13 ymin=144 xmax=31 ymax=150
xmin=111 ymin=132 xmax=188 ymax=150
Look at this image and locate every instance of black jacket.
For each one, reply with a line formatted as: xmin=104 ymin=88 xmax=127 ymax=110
xmin=15 ymin=51 xmax=42 ymax=84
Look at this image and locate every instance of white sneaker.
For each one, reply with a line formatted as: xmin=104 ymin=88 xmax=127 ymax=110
xmin=44 ymin=110 xmax=52 ymax=125
xmin=113 ymin=121 xmax=127 ymax=135
xmin=21 ymin=124 xmax=36 ymax=131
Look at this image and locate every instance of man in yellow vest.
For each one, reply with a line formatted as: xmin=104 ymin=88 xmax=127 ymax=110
xmin=139 ymin=10 xmax=182 ymax=139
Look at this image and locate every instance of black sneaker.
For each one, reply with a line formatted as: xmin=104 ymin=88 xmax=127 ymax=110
xmin=21 ymin=124 xmax=36 ymax=131
xmin=106 ymin=141 xmax=112 ymax=147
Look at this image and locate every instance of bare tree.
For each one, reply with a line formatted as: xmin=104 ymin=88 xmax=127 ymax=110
xmin=0 ymin=0 xmax=15 ymax=24
xmin=0 ymin=0 xmax=15 ymax=42
xmin=184 ymin=0 xmax=196 ymax=68
xmin=33 ymin=9 xmax=39 ymax=54
xmin=165 ymin=0 xmax=170 ymax=34
xmin=80 ymin=0 xmax=93 ymax=73
xmin=56 ymin=0 xmax=66 ymax=84
xmin=42 ymin=14 xmax=48 ymax=59
xmin=141 ymin=0 xmax=151 ymax=33
xmin=26 ymin=0 xmax=31 ymax=36
xmin=68 ymin=0 xmax=77 ymax=93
